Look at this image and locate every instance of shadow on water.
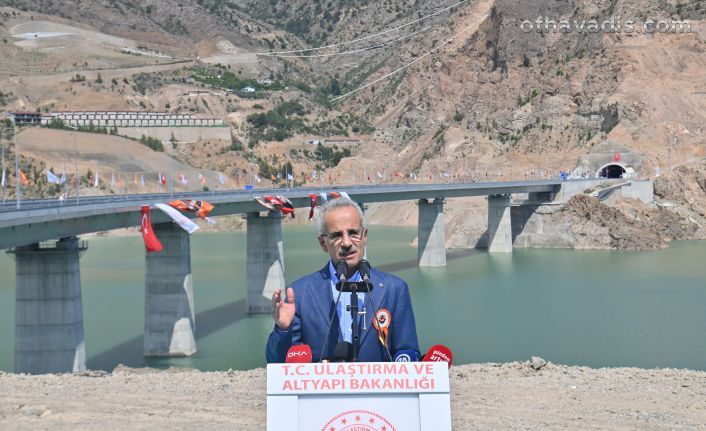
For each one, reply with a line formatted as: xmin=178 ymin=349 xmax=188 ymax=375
xmin=87 ymin=298 xmax=248 ymax=371
xmin=376 ymin=248 xmax=478 ymax=273
xmin=87 ymin=249 xmax=485 ymax=371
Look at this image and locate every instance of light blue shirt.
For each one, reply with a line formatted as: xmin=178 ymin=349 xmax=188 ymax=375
xmin=328 ymin=260 xmax=365 ymax=343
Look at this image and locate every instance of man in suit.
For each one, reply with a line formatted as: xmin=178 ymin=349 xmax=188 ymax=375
xmin=266 ymin=198 xmax=419 ymax=363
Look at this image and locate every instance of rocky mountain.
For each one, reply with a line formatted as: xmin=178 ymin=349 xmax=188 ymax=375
xmin=0 ymin=0 xmax=704 ymax=248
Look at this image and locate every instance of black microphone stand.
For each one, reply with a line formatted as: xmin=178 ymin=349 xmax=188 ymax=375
xmin=348 ymin=282 xmax=361 ymax=362
xmin=337 ymin=280 xmax=373 ymax=362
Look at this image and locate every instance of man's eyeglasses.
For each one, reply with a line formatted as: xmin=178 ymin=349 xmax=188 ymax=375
xmin=321 ymin=228 xmax=365 ymax=243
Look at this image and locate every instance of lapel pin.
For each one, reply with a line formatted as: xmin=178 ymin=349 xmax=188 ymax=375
xmin=378 ymin=283 xmax=384 ymax=288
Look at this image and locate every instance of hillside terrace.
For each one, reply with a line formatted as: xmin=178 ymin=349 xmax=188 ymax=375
xmin=10 ymin=111 xmax=226 ymax=127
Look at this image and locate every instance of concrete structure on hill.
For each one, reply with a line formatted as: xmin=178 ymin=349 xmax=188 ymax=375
xmin=10 ymin=112 xmax=42 ymax=125
xmin=43 ymin=111 xmax=225 ymax=128
xmin=38 ymin=111 xmax=231 ymax=143
xmin=572 ymin=140 xmax=644 ymax=179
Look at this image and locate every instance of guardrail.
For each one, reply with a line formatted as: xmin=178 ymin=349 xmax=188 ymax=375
xmin=0 ymin=180 xmax=570 ymax=216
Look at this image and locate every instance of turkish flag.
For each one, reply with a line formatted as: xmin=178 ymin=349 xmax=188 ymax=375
xmin=308 ymin=193 xmax=317 ymax=220
xmin=140 ymin=205 xmax=163 ymax=253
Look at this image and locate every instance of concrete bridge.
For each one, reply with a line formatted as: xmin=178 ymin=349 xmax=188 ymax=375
xmin=0 ymin=179 xmax=603 ymax=374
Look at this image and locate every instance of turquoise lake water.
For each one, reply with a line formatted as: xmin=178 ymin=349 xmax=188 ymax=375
xmin=1 ymin=226 xmax=705 ymax=372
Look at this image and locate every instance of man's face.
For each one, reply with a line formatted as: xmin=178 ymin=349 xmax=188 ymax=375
xmin=318 ymin=206 xmax=368 ymax=274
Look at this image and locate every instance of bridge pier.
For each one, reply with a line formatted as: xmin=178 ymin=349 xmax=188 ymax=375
xmin=358 ymin=201 xmax=368 ymax=260
xmin=488 ymin=194 xmax=513 ymax=253
xmin=11 ymin=237 xmax=87 ymax=374
xmin=247 ymin=211 xmax=285 ymax=313
xmin=144 ymin=222 xmax=196 ymax=356
xmin=417 ymin=198 xmax=447 ymax=267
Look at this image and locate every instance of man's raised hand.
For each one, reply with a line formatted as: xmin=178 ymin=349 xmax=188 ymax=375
xmin=272 ymin=287 xmax=295 ymax=330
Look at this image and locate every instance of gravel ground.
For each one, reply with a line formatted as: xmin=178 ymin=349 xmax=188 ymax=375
xmin=1 ymin=362 xmax=705 ymax=430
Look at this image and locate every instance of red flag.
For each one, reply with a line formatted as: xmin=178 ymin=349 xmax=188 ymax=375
xmin=197 ymin=201 xmax=214 ymax=219
xmin=277 ymin=195 xmax=295 ymax=218
xmin=140 ymin=206 xmax=163 ymax=252
xmin=19 ymin=169 xmax=29 ymax=186
xmin=263 ymin=196 xmax=295 ymax=218
xmin=308 ymin=193 xmax=317 ymax=220
xmin=169 ymin=200 xmax=215 ymax=220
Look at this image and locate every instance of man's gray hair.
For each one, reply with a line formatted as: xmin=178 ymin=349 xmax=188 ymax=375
xmin=316 ymin=198 xmax=366 ymax=236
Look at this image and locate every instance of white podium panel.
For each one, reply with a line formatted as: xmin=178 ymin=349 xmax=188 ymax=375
xmin=267 ymin=362 xmax=451 ymax=431
xmin=301 ymin=394 xmax=420 ymax=431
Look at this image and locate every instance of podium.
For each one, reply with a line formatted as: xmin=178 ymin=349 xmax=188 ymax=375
xmin=267 ymin=362 xmax=451 ymax=431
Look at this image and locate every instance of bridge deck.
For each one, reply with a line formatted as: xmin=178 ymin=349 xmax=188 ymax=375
xmin=0 ymin=180 xmax=570 ymax=249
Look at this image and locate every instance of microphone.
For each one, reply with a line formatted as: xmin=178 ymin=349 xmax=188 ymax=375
xmin=422 ymin=344 xmax=453 ymax=368
xmin=322 ymin=342 xmax=352 ymax=362
xmin=335 ymin=259 xmax=349 ymax=283
xmin=393 ymin=350 xmax=421 ymax=362
xmin=285 ymin=344 xmax=312 ymax=363
xmin=359 ymin=259 xmax=372 ymax=283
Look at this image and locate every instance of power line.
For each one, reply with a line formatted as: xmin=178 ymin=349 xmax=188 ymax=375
xmin=329 ymin=13 xmax=489 ymax=103
xmin=256 ymin=0 xmax=469 ymax=56
xmin=266 ymin=26 xmax=432 ymax=59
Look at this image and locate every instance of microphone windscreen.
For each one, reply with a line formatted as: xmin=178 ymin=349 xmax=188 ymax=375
xmin=286 ymin=344 xmax=312 ymax=363
xmin=423 ymin=344 xmax=453 ymax=368
xmin=333 ymin=342 xmax=352 ymax=362
xmin=359 ymin=259 xmax=371 ymax=280
xmin=393 ymin=350 xmax=420 ymax=362
xmin=335 ymin=260 xmax=349 ymax=280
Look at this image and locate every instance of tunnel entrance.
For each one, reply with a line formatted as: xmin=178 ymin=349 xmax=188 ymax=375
xmin=598 ymin=164 xmax=626 ymax=179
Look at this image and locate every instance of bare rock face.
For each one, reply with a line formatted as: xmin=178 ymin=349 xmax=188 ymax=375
xmin=654 ymin=162 xmax=706 ymax=237
xmin=563 ymin=195 xmax=664 ymax=250
xmin=556 ymin=194 xmax=703 ymax=250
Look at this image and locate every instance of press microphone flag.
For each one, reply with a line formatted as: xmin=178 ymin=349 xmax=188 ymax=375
xmin=286 ymin=344 xmax=312 ymax=363
xmin=423 ymin=345 xmax=453 ymax=368
xmin=393 ymin=350 xmax=421 ymax=362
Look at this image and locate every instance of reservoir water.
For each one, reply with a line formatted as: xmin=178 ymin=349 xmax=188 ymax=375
xmin=1 ymin=226 xmax=705 ymax=372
